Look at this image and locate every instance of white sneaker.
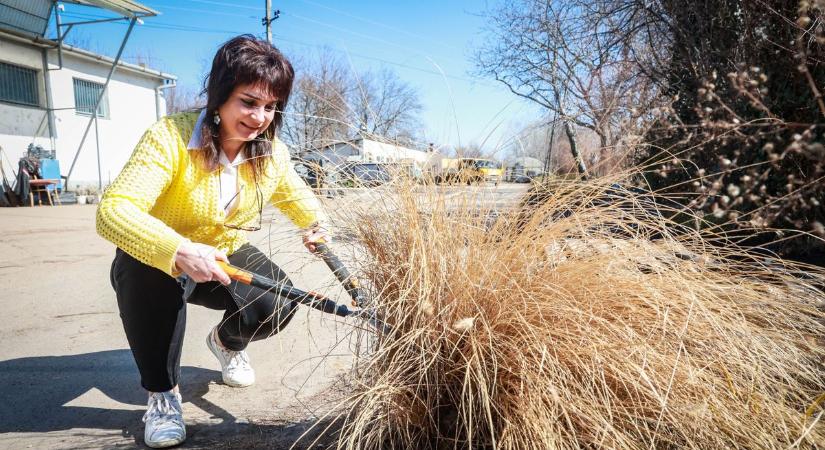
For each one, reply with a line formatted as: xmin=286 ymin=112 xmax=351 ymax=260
xmin=143 ymin=391 xmax=186 ymax=448
xmin=206 ymin=327 xmax=255 ymax=387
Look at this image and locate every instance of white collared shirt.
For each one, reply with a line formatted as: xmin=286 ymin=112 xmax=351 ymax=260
xmin=187 ymin=110 xmax=244 ymax=214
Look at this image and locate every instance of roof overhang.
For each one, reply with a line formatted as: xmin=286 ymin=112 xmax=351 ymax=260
xmin=0 ymin=1 xmax=53 ymax=37
xmin=0 ymin=0 xmax=156 ymax=38
xmin=61 ymin=0 xmax=157 ymax=18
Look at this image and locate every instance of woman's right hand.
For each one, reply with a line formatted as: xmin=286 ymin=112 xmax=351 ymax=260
xmin=174 ymin=242 xmax=231 ymax=285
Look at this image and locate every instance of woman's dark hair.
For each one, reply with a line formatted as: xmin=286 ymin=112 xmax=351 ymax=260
xmin=199 ymin=34 xmax=294 ymax=178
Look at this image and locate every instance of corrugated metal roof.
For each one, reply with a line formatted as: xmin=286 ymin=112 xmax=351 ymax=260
xmin=0 ymin=0 xmax=157 ymax=38
xmin=0 ymin=1 xmax=52 ymax=37
xmin=62 ymin=0 xmax=157 ymax=18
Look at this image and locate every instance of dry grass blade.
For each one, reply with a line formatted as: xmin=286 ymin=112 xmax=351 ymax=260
xmin=329 ymin=176 xmax=825 ymax=450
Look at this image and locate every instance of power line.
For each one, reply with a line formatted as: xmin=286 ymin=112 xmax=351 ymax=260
xmin=179 ymin=0 xmax=462 ymax=55
xmin=146 ymin=4 xmax=256 ymax=19
xmin=56 ymin=3 xmax=518 ymax=145
xmin=177 ymin=0 xmax=260 ymax=11
xmin=292 ymin=0 xmax=463 ymax=52
xmin=60 ymin=11 xmax=245 ymax=35
xmin=58 ymin=10 xmax=498 ymax=88
xmin=169 ymin=0 xmax=463 ymax=58
xmin=270 ymin=29 xmax=493 ymax=86
xmin=285 ymin=12 xmax=438 ymax=59
xmin=268 ymin=12 xmax=497 ymax=86
xmin=142 ymin=2 xmax=486 ymax=85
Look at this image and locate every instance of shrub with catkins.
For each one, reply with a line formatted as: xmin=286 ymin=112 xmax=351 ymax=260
xmin=634 ymin=1 xmax=825 ymax=258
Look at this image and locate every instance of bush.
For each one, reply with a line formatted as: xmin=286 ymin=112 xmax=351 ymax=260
xmin=635 ymin=0 xmax=825 ymax=258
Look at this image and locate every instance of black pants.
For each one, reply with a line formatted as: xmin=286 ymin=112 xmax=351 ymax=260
xmin=110 ymin=243 xmax=298 ymax=392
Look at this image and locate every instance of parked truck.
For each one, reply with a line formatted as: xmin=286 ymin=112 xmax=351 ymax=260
xmin=427 ymin=157 xmax=503 ymax=185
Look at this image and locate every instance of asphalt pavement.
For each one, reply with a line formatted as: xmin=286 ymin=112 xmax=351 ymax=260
xmin=0 ymin=182 xmax=529 ymax=449
xmin=0 ymin=204 xmax=360 ymax=449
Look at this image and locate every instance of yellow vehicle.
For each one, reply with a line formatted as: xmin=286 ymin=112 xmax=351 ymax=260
xmin=426 ymin=157 xmax=503 ymax=185
xmin=453 ymin=158 xmax=503 ymax=185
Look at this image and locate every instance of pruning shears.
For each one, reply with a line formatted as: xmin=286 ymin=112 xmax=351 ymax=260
xmin=215 ymin=243 xmax=389 ymax=334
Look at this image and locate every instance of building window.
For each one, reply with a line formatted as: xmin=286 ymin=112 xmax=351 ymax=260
xmin=0 ymin=61 xmax=39 ymax=106
xmin=73 ymin=78 xmax=109 ymax=118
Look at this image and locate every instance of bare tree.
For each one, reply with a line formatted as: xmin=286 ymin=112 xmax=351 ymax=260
xmin=282 ymin=52 xmax=351 ymax=155
xmin=508 ymin=119 xmax=614 ymax=175
xmin=351 ymin=68 xmax=424 ymax=140
xmin=475 ymin=0 xmax=661 ymax=177
xmin=506 ymin=120 xmax=552 ymax=162
xmin=62 ymin=29 xmax=105 ymax=54
xmin=454 ymin=142 xmax=491 ymax=159
xmin=127 ymin=49 xmax=163 ymax=69
xmin=165 ymin=85 xmax=202 ymax=114
xmin=282 ymin=52 xmax=425 ymax=154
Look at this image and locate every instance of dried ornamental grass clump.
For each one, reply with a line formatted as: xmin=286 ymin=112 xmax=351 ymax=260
xmin=332 ymin=178 xmax=825 ymax=450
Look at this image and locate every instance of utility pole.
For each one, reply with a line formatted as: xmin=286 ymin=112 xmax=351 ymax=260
xmin=264 ymin=0 xmax=271 ymax=43
xmin=263 ymin=1 xmax=280 ymax=44
xmin=543 ymin=112 xmax=557 ymax=176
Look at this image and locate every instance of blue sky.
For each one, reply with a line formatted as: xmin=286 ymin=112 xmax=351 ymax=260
xmin=51 ymin=0 xmax=537 ymax=154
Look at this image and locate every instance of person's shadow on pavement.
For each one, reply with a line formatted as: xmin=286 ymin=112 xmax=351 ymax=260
xmin=0 ymin=349 xmax=341 ymax=448
xmin=0 ymin=350 xmax=233 ymax=443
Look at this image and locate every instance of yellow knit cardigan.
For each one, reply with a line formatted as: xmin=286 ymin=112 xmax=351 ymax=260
xmin=96 ymin=112 xmax=326 ymax=276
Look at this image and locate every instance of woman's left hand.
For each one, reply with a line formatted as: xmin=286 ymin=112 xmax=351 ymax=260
xmin=302 ymin=222 xmax=331 ymax=253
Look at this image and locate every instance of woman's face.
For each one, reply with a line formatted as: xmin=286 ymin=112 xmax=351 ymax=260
xmin=217 ymin=83 xmax=278 ymax=147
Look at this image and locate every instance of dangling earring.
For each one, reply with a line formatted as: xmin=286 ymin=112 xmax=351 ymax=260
xmin=213 ymin=112 xmax=221 ymax=125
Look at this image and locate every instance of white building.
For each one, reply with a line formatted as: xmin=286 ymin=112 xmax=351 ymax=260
xmin=0 ymin=1 xmax=173 ymax=190
xmin=506 ymin=156 xmax=544 ymax=181
xmin=303 ymin=137 xmax=434 ymax=170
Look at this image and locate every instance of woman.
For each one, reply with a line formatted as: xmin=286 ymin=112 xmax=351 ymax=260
xmin=96 ymin=35 xmax=328 ymax=448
